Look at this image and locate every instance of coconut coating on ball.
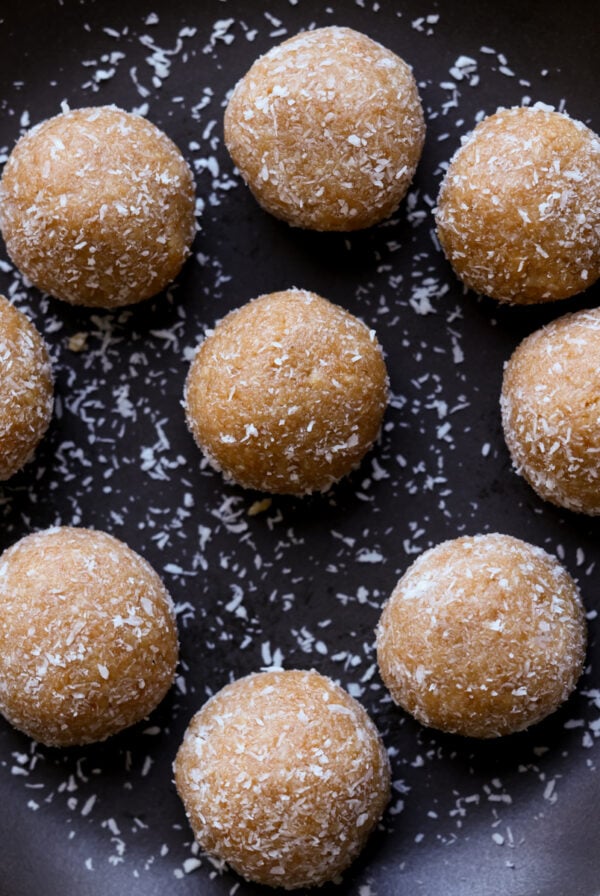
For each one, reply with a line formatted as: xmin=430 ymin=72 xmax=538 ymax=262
xmin=0 ymin=295 xmax=53 ymax=480
xmin=224 ymin=26 xmax=425 ymax=231
xmin=434 ymin=105 xmax=600 ymax=304
xmin=184 ymin=289 xmax=389 ymax=495
xmin=174 ymin=669 xmax=391 ymax=890
xmin=0 ymin=105 xmax=196 ymax=308
xmin=376 ymin=534 xmax=586 ymax=738
xmin=0 ymin=527 xmax=179 ymax=746
xmin=501 ymin=307 xmax=600 ymax=515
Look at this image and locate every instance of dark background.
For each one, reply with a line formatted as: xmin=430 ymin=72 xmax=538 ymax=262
xmin=0 ymin=1 xmax=599 ymax=894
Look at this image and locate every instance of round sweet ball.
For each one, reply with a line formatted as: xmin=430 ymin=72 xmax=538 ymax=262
xmin=174 ymin=669 xmax=390 ymax=889
xmin=224 ymin=26 xmax=425 ymax=231
xmin=185 ymin=289 xmax=389 ymax=495
xmin=501 ymin=307 xmax=600 ymax=514
xmin=0 ymin=526 xmax=179 ymax=746
xmin=376 ymin=534 xmax=586 ymax=738
xmin=0 ymin=105 xmax=196 ymax=308
xmin=0 ymin=295 xmax=53 ymax=480
xmin=434 ymin=104 xmax=600 ymax=303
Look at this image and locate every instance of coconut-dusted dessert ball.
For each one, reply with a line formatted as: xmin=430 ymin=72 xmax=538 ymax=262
xmin=0 ymin=105 xmax=196 ymax=308
xmin=185 ymin=289 xmax=389 ymax=495
xmin=435 ymin=105 xmax=600 ymax=304
xmin=174 ymin=669 xmax=390 ymax=889
xmin=224 ymin=26 xmax=425 ymax=231
xmin=501 ymin=307 xmax=600 ymax=514
xmin=0 ymin=295 xmax=53 ymax=480
xmin=0 ymin=527 xmax=179 ymax=746
xmin=376 ymin=534 xmax=586 ymax=738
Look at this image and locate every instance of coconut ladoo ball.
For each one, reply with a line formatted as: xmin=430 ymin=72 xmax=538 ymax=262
xmin=376 ymin=534 xmax=586 ymax=738
xmin=174 ymin=669 xmax=391 ymax=890
xmin=434 ymin=104 xmax=600 ymax=304
xmin=501 ymin=307 xmax=600 ymax=514
xmin=0 ymin=294 xmax=53 ymax=480
xmin=224 ymin=26 xmax=425 ymax=231
xmin=0 ymin=105 xmax=196 ymax=308
xmin=184 ymin=289 xmax=389 ymax=495
xmin=0 ymin=527 xmax=179 ymax=747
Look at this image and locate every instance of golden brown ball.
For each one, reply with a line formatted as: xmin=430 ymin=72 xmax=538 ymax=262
xmin=174 ymin=669 xmax=390 ymax=889
xmin=0 ymin=294 xmax=53 ymax=480
xmin=501 ymin=307 xmax=600 ymax=514
xmin=0 ymin=105 xmax=196 ymax=308
xmin=0 ymin=526 xmax=179 ymax=746
xmin=184 ymin=289 xmax=389 ymax=495
xmin=376 ymin=534 xmax=586 ymax=738
xmin=224 ymin=26 xmax=425 ymax=231
xmin=435 ymin=105 xmax=600 ymax=303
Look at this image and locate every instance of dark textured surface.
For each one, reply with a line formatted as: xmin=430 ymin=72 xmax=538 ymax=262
xmin=0 ymin=2 xmax=599 ymax=895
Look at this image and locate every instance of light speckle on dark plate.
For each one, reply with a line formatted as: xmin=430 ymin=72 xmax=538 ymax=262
xmin=0 ymin=2 xmax=598 ymax=895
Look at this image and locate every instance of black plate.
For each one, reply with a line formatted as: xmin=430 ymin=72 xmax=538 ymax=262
xmin=1 ymin=2 xmax=599 ymax=895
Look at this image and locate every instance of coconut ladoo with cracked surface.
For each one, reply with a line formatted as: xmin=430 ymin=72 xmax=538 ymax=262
xmin=434 ymin=104 xmax=600 ymax=304
xmin=224 ymin=25 xmax=425 ymax=231
xmin=0 ymin=105 xmax=196 ymax=308
xmin=184 ymin=288 xmax=389 ymax=495
xmin=0 ymin=294 xmax=53 ymax=480
xmin=376 ymin=534 xmax=586 ymax=738
xmin=501 ymin=307 xmax=600 ymax=514
xmin=174 ymin=668 xmax=391 ymax=890
xmin=0 ymin=526 xmax=179 ymax=747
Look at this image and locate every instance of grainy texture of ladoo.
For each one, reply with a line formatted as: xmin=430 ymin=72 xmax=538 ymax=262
xmin=224 ymin=26 xmax=425 ymax=231
xmin=0 ymin=294 xmax=53 ymax=480
xmin=174 ymin=669 xmax=390 ymax=889
xmin=376 ymin=534 xmax=586 ymax=738
xmin=185 ymin=288 xmax=389 ymax=495
xmin=0 ymin=105 xmax=196 ymax=308
xmin=434 ymin=105 xmax=600 ymax=303
xmin=0 ymin=527 xmax=179 ymax=746
xmin=501 ymin=307 xmax=600 ymax=514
